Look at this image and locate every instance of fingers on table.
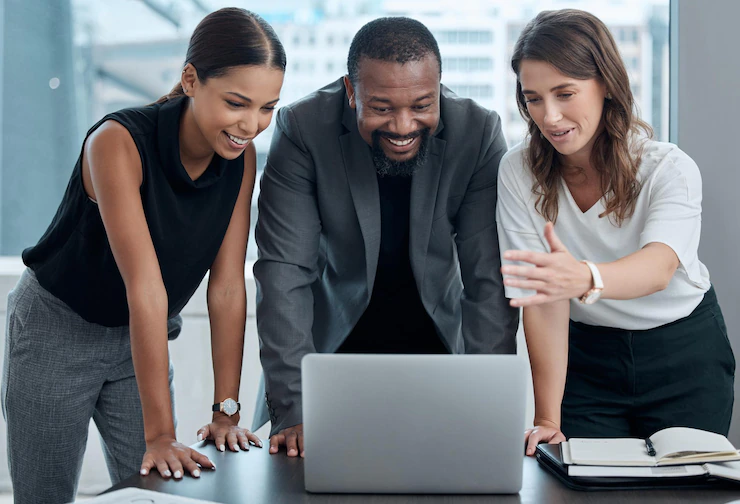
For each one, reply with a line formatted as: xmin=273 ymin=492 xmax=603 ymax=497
xmin=166 ymin=455 xmax=184 ymax=479
xmin=191 ymin=448 xmax=216 ymax=470
xmin=285 ymin=429 xmax=301 ymax=458
xmin=226 ymin=431 xmax=242 ymax=452
xmin=214 ymin=431 xmax=227 ymax=452
xmin=156 ymin=458 xmax=173 ymax=478
xmin=236 ymin=431 xmax=252 ymax=450
xmin=140 ymin=453 xmax=156 ymax=476
xmin=246 ymin=430 xmax=263 ymax=448
xmin=196 ymin=425 xmax=211 ymax=442
xmin=182 ymin=456 xmax=202 ymax=478
xmin=525 ymin=430 xmax=545 ymax=457
xmin=269 ymin=434 xmax=285 ymax=454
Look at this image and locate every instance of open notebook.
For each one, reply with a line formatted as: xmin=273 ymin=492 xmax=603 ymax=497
xmin=564 ymin=427 xmax=740 ymax=467
xmin=536 ymin=443 xmax=740 ymax=491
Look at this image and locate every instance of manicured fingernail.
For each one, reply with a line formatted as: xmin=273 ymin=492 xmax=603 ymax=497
xmin=193 ymin=469 xmax=201 ymax=478
xmin=197 ymin=433 xmax=203 ymax=442
xmin=219 ymin=444 xmax=225 ymax=452
xmin=258 ymin=440 xmax=263 ymax=448
xmin=288 ymin=448 xmax=297 ymax=455
xmin=164 ymin=470 xmax=172 ymax=477
xmin=211 ymin=463 xmax=216 ymax=470
xmin=242 ymin=443 xmax=250 ymax=451
xmin=174 ymin=470 xmax=182 ymax=479
xmin=232 ymin=444 xmax=239 ymax=451
xmin=140 ymin=469 xmax=148 ymax=475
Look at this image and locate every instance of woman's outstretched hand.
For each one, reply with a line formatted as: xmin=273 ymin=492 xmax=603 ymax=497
xmin=502 ymin=222 xmax=592 ymax=307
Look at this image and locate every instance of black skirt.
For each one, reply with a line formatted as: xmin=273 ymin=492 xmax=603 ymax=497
xmin=561 ymin=286 xmax=735 ymax=438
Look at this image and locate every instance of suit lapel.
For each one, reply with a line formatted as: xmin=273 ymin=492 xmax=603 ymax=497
xmin=410 ymin=119 xmax=446 ymax=292
xmin=340 ymin=102 xmax=381 ymax=293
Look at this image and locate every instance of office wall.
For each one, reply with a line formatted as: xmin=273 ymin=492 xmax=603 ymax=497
xmin=674 ymin=0 xmax=740 ymax=443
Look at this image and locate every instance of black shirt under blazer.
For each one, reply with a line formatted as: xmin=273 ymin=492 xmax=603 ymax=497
xmin=253 ymin=78 xmax=519 ymax=434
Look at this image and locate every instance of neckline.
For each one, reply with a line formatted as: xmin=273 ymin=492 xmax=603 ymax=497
xmin=156 ymin=96 xmax=231 ymax=189
xmin=560 ymin=178 xmax=603 ymax=216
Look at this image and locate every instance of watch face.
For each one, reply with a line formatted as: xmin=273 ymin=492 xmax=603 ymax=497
xmin=223 ymin=398 xmax=238 ymax=416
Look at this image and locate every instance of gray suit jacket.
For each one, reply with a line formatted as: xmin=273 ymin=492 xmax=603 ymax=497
xmin=253 ymin=78 xmax=519 ymax=434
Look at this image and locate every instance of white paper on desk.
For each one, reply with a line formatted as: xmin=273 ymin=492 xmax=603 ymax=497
xmin=71 ymin=487 xmax=221 ymax=504
xmin=705 ymin=460 xmax=740 ymax=482
xmin=561 ymin=441 xmax=572 ymax=465
xmin=568 ymin=464 xmax=706 ymax=478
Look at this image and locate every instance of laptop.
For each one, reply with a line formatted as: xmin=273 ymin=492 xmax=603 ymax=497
xmin=302 ymin=354 xmax=527 ymax=494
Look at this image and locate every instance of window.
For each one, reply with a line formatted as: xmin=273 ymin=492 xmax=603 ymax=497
xmin=448 ymin=84 xmax=494 ymax=99
xmin=442 ymin=57 xmax=494 ymax=72
xmin=437 ymin=30 xmax=493 ymax=45
xmin=0 ymin=0 xmax=670 ymax=257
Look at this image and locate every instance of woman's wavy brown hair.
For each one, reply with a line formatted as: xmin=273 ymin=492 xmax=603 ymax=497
xmin=511 ymin=9 xmax=653 ymax=225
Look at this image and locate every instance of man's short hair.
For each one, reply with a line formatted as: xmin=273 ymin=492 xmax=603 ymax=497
xmin=347 ymin=17 xmax=442 ymax=85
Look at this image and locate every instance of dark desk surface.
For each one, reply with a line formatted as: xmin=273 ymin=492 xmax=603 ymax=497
xmin=108 ymin=442 xmax=740 ymax=504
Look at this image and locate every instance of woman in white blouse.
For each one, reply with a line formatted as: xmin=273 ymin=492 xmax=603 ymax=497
xmin=497 ymin=9 xmax=735 ymax=456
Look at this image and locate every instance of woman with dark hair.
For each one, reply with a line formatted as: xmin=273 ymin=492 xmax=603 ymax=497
xmin=1 ymin=7 xmax=285 ymax=502
xmin=497 ymin=9 xmax=734 ymax=456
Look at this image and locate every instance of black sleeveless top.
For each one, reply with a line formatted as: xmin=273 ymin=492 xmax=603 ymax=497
xmin=22 ymin=96 xmax=244 ymax=327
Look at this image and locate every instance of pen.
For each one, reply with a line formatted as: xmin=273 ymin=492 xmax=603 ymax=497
xmin=645 ymin=438 xmax=656 ymax=457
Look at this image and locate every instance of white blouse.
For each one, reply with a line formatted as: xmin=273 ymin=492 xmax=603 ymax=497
xmin=496 ymin=139 xmax=710 ymax=330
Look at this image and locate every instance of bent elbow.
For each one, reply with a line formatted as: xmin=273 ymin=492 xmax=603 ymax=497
xmin=654 ymin=271 xmax=674 ymax=293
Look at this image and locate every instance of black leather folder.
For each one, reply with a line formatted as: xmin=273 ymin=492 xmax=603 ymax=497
xmin=535 ymin=443 xmax=736 ymax=491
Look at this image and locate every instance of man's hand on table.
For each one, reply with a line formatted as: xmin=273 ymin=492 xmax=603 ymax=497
xmin=270 ymin=423 xmax=304 ymax=457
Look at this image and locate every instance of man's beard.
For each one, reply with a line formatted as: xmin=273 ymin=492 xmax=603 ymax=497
xmin=371 ymin=128 xmax=431 ymax=178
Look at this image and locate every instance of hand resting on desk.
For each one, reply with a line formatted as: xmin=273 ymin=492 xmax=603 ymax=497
xmin=139 ymin=416 xmax=262 ymax=480
xmin=140 ymin=435 xmax=215 ymax=479
xmin=526 ymin=419 xmax=566 ymax=457
xmin=270 ymin=423 xmax=304 ymax=458
xmin=196 ymin=415 xmax=263 ymax=453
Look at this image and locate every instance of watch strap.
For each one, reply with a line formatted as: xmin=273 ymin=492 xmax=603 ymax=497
xmin=212 ymin=400 xmax=241 ymax=414
xmin=581 ymin=260 xmax=604 ymax=289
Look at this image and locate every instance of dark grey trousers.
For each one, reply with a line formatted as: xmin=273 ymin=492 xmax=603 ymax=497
xmin=1 ymin=269 xmax=181 ymax=504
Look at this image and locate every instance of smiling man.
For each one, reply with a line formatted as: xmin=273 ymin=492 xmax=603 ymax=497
xmin=253 ymin=17 xmax=519 ymax=457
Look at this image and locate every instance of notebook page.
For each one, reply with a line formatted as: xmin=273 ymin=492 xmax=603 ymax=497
xmin=568 ymin=438 xmax=656 ymax=466
xmin=650 ymin=427 xmax=738 ymax=460
xmin=569 ymin=464 xmax=706 ymax=478
xmin=704 ymin=460 xmax=740 ymax=482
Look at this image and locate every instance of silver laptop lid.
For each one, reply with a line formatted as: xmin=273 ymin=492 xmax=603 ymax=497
xmin=302 ymin=354 xmax=526 ymax=494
